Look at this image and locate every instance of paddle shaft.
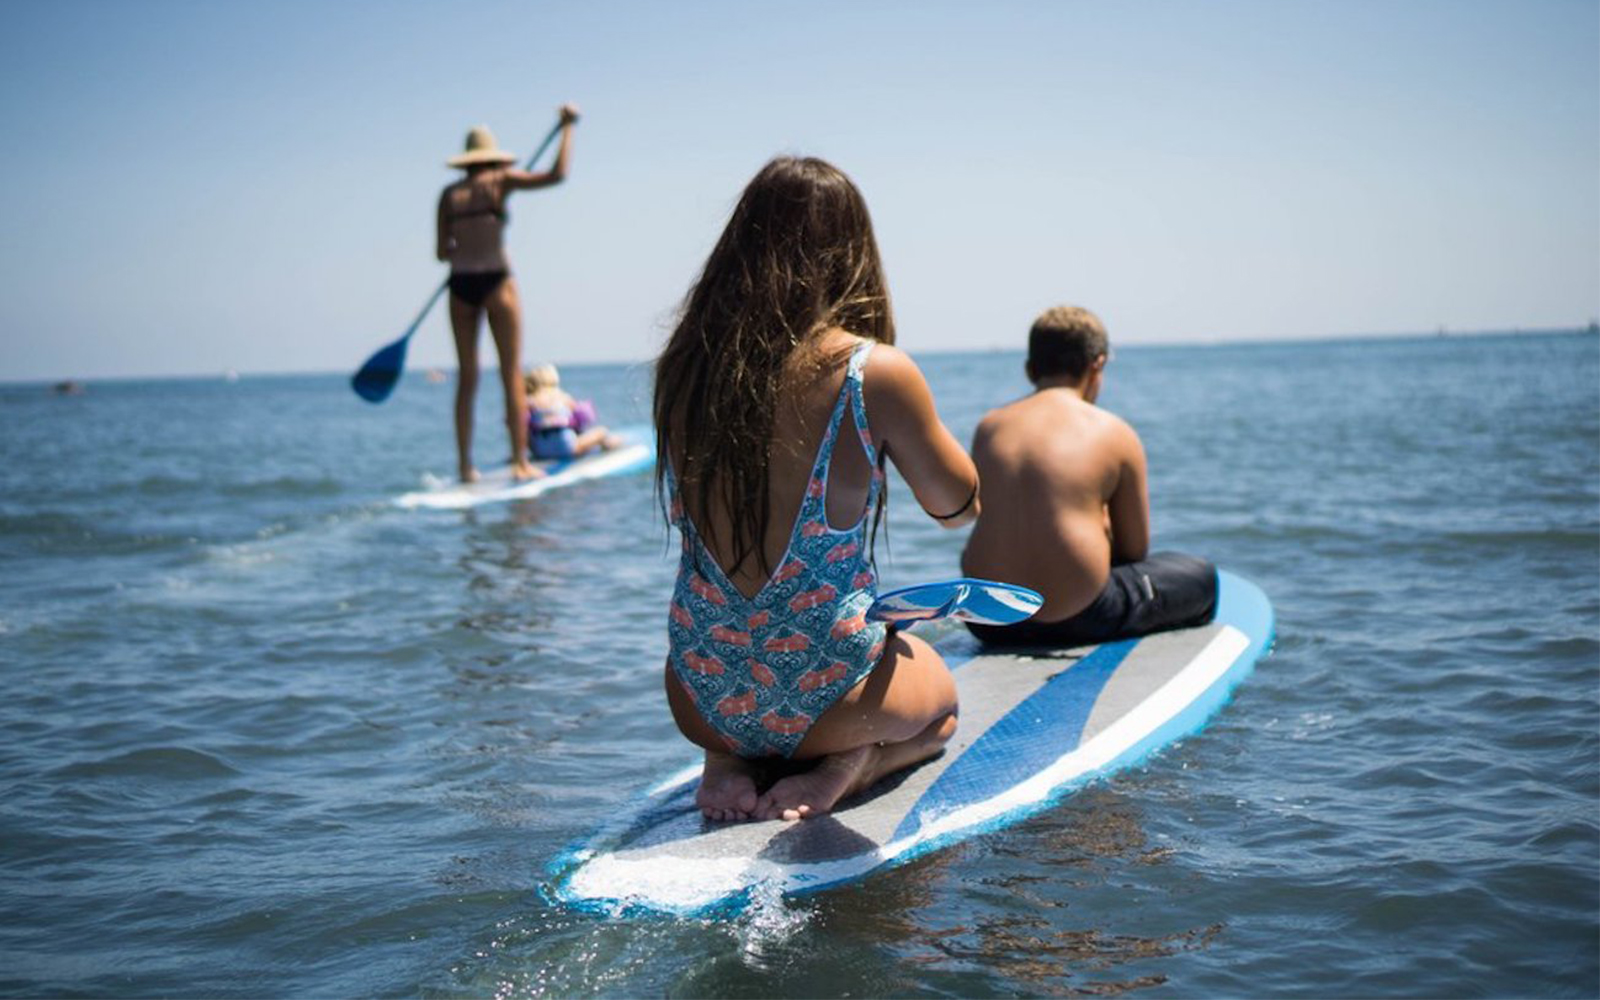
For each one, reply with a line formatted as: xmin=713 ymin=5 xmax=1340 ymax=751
xmin=519 ymin=117 xmax=567 ymax=172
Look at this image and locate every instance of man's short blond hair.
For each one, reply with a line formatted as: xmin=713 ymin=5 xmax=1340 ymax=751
xmin=1027 ymin=305 xmax=1108 ymax=381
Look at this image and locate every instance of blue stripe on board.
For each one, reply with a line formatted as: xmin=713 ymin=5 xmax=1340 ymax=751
xmin=891 ymin=638 xmax=1137 ymax=841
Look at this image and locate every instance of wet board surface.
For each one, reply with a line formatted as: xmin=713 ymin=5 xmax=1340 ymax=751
xmin=395 ymin=425 xmax=653 ymax=510
xmin=552 ymin=569 xmax=1274 ymax=915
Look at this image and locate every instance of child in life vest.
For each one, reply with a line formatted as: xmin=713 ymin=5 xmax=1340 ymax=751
xmin=524 ymin=363 xmax=622 ymax=461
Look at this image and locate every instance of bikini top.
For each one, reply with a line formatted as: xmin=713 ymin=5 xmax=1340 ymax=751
xmin=442 ymin=171 xmax=510 ymax=272
xmin=665 ymin=340 xmax=888 ymax=758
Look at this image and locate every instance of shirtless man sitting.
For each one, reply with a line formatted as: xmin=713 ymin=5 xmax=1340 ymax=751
xmin=961 ymin=305 xmax=1217 ymax=647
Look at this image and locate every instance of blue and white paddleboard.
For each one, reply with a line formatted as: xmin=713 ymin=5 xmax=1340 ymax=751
xmin=552 ymin=569 xmax=1274 ymax=915
xmin=395 ymin=425 xmax=654 ymax=510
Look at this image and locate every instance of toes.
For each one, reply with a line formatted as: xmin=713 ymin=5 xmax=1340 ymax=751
xmin=701 ymin=804 xmax=755 ymax=823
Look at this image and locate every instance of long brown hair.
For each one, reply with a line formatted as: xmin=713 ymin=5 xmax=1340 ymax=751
xmin=654 ymin=156 xmax=894 ymax=576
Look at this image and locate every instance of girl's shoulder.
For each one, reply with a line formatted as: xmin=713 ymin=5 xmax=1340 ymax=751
xmin=816 ymin=330 xmax=902 ymax=373
xmin=854 ymin=340 xmax=920 ymax=394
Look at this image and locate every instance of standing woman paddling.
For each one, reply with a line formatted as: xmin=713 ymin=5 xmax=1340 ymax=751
xmin=437 ymin=104 xmax=578 ymax=482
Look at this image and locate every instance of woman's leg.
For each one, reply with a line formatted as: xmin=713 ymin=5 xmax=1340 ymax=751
xmin=664 ymin=663 xmax=761 ymax=821
xmin=661 ymin=629 xmax=958 ymax=822
xmin=484 ymin=278 xmax=536 ymax=479
xmin=757 ymin=629 xmax=958 ymax=820
xmin=448 ymin=294 xmax=481 ymax=483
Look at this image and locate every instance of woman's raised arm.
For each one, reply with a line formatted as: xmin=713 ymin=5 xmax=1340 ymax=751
xmin=505 ymin=104 xmax=579 ymax=190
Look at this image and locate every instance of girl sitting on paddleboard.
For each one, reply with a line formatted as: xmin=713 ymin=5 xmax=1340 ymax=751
xmin=523 ymin=363 xmax=622 ymax=461
xmin=437 ymin=105 xmax=578 ymax=483
xmin=654 ymin=156 xmax=980 ymax=822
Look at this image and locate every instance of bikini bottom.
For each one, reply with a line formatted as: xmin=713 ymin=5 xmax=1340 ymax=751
xmin=448 ymin=270 xmax=508 ymax=308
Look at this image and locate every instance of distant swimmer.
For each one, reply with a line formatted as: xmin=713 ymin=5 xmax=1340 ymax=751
xmin=437 ymin=104 xmax=579 ymax=483
xmin=523 ymin=363 xmax=622 ymax=461
xmin=961 ymin=305 xmax=1217 ymax=647
xmin=655 ymin=156 xmax=979 ymax=823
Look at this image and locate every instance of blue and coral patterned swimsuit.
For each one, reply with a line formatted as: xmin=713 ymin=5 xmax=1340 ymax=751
xmin=666 ymin=341 xmax=888 ymax=758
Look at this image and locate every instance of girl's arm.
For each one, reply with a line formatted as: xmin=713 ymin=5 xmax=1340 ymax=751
xmin=505 ymin=104 xmax=579 ymax=191
xmin=863 ymin=344 xmax=980 ymax=529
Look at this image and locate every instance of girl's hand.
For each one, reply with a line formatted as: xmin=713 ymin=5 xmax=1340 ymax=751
xmin=560 ymin=104 xmax=581 ymax=125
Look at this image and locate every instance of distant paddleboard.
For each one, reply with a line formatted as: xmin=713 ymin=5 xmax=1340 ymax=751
xmin=395 ymin=425 xmax=653 ymax=510
xmin=553 ymin=569 xmax=1273 ymax=915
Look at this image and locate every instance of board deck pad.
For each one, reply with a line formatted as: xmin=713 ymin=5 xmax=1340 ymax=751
xmin=395 ymin=425 xmax=653 ymax=510
xmin=553 ymin=569 xmax=1273 ymax=915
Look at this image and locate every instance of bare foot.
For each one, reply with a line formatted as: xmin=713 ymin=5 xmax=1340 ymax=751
xmin=602 ymin=433 xmax=624 ymax=451
xmin=459 ymin=466 xmax=480 ymax=484
xmin=696 ymin=751 xmax=760 ymax=822
xmin=510 ymin=461 xmax=545 ymax=482
xmin=755 ymin=714 xmax=959 ymax=821
xmin=756 ymin=745 xmax=874 ymax=821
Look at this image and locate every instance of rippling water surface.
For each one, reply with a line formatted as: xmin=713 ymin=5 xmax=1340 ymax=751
xmin=2 ymin=332 xmax=1596 ymax=997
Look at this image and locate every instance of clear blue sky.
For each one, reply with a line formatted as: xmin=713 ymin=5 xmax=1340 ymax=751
xmin=1 ymin=0 xmax=1595 ymax=381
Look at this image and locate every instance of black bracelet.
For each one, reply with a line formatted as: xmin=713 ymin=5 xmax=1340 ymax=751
xmin=927 ymin=481 xmax=978 ymax=521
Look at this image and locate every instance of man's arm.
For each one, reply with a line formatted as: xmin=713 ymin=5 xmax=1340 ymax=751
xmin=1107 ymin=421 xmax=1150 ymax=563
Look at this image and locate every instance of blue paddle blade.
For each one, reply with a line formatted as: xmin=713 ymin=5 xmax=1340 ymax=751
xmin=868 ymin=578 xmax=1043 ymax=626
xmin=351 ymin=335 xmax=409 ymax=403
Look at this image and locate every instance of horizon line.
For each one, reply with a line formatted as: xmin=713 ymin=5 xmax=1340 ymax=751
xmin=5 ymin=323 xmax=1595 ymax=388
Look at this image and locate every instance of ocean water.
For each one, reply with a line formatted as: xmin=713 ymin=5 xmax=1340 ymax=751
xmin=1 ymin=332 xmax=1596 ymax=998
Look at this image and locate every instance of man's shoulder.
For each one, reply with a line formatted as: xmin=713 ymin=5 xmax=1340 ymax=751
xmin=972 ymin=394 xmax=1033 ymax=440
xmin=1084 ymin=404 xmax=1143 ymax=458
xmin=1094 ymin=404 xmax=1139 ymax=439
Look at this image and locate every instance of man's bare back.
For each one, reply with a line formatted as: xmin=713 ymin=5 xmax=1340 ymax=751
xmin=962 ymin=380 xmax=1149 ymax=622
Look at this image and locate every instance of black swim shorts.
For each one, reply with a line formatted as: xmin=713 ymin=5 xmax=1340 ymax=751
xmin=967 ymin=551 xmax=1218 ymax=648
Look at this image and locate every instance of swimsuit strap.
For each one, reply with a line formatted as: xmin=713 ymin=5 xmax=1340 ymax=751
xmin=845 ymin=341 xmax=881 ymax=512
xmin=798 ymin=341 xmax=873 ymax=522
xmin=451 ymin=172 xmax=509 ymax=222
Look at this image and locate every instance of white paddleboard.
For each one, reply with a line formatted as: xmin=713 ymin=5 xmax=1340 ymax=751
xmin=395 ymin=425 xmax=654 ymax=510
xmin=552 ymin=569 xmax=1274 ymax=915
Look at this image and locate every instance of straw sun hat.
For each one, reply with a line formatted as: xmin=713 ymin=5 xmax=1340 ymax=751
xmin=447 ymin=125 xmax=517 ymax=168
